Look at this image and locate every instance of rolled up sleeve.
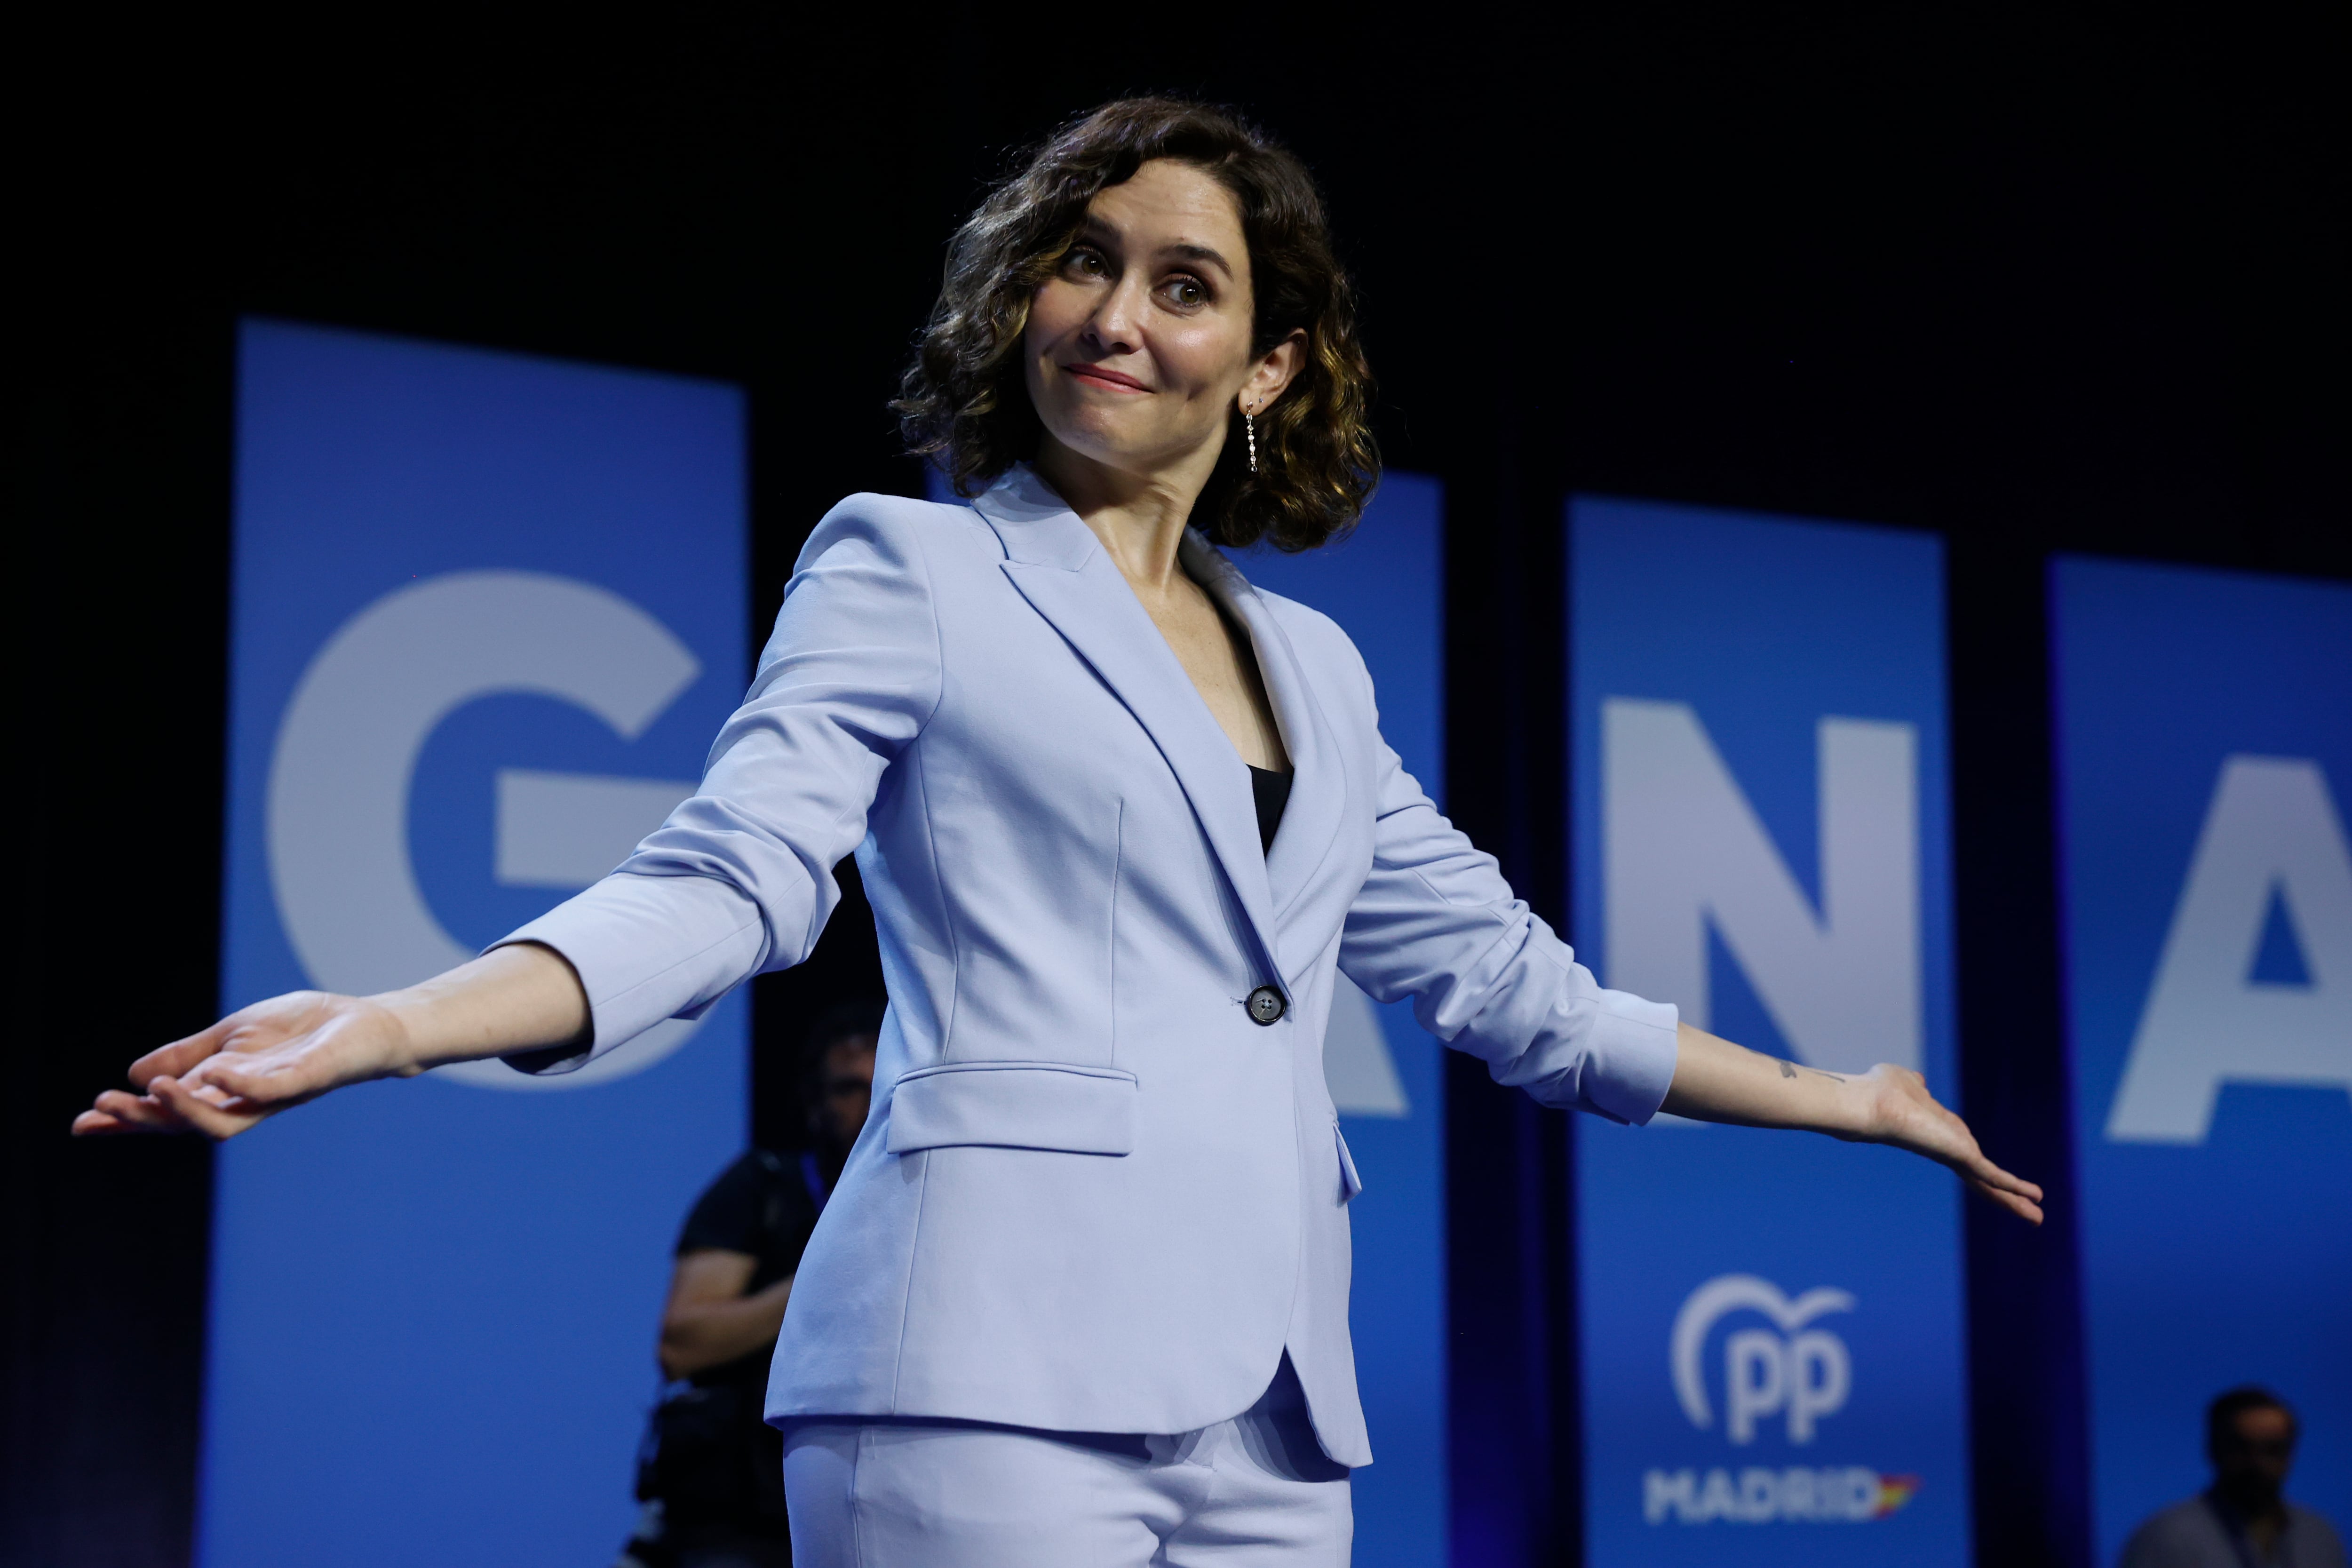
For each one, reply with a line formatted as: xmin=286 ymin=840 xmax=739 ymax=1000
xmin=1338 ymin=730 xmax=1679 ymax=1126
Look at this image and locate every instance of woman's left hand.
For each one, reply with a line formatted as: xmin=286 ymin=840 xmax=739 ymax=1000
xmin=1848 ymin=1064 xmax=2045 ymax=1224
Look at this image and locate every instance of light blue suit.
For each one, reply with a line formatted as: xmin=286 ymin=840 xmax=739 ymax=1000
xmin=508 ymin=465 xmax=1679 ymax=1468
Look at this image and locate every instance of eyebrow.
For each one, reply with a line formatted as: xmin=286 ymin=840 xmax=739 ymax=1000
xmin=1073 ymin=221 xmax=1236 ymax=279
xmin=1166 ymin=242 xmax=1236 ymax=278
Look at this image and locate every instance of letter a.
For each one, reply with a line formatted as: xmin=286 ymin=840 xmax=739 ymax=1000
xmin=2107 ymin=756 xmax=2352 ymax=1142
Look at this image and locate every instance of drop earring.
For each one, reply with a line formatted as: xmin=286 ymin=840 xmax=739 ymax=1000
xmin=1244 ymin=403 xmax=1259 ymax=473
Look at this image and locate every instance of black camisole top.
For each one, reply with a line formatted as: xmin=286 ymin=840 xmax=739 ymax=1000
xmin=1247 ymin=764 xmax=1293 ymax=855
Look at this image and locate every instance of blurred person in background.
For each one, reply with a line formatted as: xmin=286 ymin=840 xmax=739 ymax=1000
xmin=618 ymin=1002 xmax=883 ymax=1568
xmin=2120 ymin=1386 xmax=2345 ymax=1568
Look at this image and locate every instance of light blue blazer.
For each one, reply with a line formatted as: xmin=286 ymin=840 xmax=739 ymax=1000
xmin=508 ymin=464 xmax=1678 ymax=1466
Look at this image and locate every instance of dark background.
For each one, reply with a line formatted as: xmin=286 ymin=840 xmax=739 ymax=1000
xmin=8 ymin=6 xmax=2343 ymax=1565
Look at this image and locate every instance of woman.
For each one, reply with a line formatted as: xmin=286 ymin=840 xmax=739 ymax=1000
xmin=78 ymin=98 xmax=2041 ymax=1565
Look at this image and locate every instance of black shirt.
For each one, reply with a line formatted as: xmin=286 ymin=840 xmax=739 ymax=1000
xmin=675 ymin=1149 xmax=826 ymax=1388
xmin=1248 ymin=764 xmax=1293 ymax=853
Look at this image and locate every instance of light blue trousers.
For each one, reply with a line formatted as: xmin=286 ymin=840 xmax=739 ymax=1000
xmin=780 ymin=1357 xmax=1353 ymax=1566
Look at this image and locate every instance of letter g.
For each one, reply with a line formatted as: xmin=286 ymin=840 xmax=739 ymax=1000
xmin=267 ymin=571 xmax=701 ymax=1090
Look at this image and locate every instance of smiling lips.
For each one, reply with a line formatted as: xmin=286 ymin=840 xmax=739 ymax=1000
xmin=1063 ymin=362 xmax=1151 ymax=393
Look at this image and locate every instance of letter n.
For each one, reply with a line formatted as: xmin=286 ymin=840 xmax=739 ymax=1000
xmin=1603 ymin=699 xmax=1922 ymax=1073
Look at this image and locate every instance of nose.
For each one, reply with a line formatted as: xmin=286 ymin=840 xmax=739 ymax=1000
xmin=1081 ymin=275 xmax=1148 ymax=357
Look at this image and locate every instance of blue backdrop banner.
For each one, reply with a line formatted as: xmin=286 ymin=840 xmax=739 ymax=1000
xmin=1568 ymin=497 xmax=1970 ymax=1567
xmin=925 ymin=465 xmax=1448 ymax=1565
xmin=2050 ymin=557 xmax=2352 ymax=1566
xmin=208 ymin=321 xmax=750 ymax=1567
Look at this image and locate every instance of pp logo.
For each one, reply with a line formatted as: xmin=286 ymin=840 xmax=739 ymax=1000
xmin=1671 ymin=1274 xmax=1854 ymax=1445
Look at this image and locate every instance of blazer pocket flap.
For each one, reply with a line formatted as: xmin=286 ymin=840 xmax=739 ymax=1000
xmin=886 ymin=1062 xmax=1138 ymax=1156
xmin=1335 ymin=1123 xmax=1364 ymax=1203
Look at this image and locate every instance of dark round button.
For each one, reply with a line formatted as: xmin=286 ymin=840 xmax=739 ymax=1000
xmin=1246 ymin=986 xmax=1287 ymax=1026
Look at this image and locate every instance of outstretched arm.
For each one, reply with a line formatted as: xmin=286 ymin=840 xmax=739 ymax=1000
xmin=72 ymin=943 xmax=589 ymax=1141
xmin=77 ymin=501 xmax=955 ymax=1142
xmin=1335 ymin=692 xmax=2043 ymax=1226
xmin=1663 ymin=1022 xmax=2044 ymax=1224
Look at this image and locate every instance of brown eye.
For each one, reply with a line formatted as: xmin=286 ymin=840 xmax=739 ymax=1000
xmin=1065 ymin=247 xmax=1107 ymax=277
xmin=1165 ymin=277 xmax=1208 ymax=308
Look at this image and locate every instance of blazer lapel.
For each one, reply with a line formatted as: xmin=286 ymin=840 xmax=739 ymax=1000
xmin=1185 ymin=535 xmax=1348 ymax=962
xmin=975 ymin=469 xmax=1283 ymax=977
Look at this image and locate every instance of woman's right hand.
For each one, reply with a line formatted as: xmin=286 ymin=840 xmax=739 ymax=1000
xmin=72 ymin=990 xmax=419 ymax=1140
xmin=72 ymin=943 xmax=592 ymax=1141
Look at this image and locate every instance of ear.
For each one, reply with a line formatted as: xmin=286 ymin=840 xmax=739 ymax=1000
xmin=1239 ymin=329 xmax=1307 ymax=414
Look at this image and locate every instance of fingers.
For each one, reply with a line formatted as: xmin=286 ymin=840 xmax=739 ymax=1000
xmin=1874 ymin=1071 xmax=2046 ymax=1226
xmin=1943 ymin=1129 xmax=2045 ymax=1224
xmin=1969 ymin=1172 xmax=2045 ymax=1225
xmin=193 ymin=1050 xmax=323 ymax=1107
xmin=83 ymin=993 xmax=376 ymax=1138
xmin=1962 ymin=1154 xmax=2045 ymax=1224
xmin=1975 ymin=1160 xmax=2043 ymax=1204
xmin=128 ymin=993 xmax=350 ymax=1094
xmin=72 ymin=1100 xmax=164 ymax=1136
xmin=72 ymin=1075 xmax=274 ymax=1140
xmin=72 ymin=1087 xmax=201 ymax=1136
xmin=149 ymin=1075 xmax=269 ymax=1139
xmin=128 ymin=1016 xmax=244 ymax=1091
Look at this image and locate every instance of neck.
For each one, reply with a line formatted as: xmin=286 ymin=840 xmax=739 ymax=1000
xmin=1032 ymin=433 xmax=1221 ymax=594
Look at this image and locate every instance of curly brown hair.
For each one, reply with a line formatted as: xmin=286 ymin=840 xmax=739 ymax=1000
xmin=896 ymin=97 xmax=1378 ymax=552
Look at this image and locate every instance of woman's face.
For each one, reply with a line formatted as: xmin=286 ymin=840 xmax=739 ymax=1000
xmin=1024 ymin=158 xmax=1295 ymax=480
